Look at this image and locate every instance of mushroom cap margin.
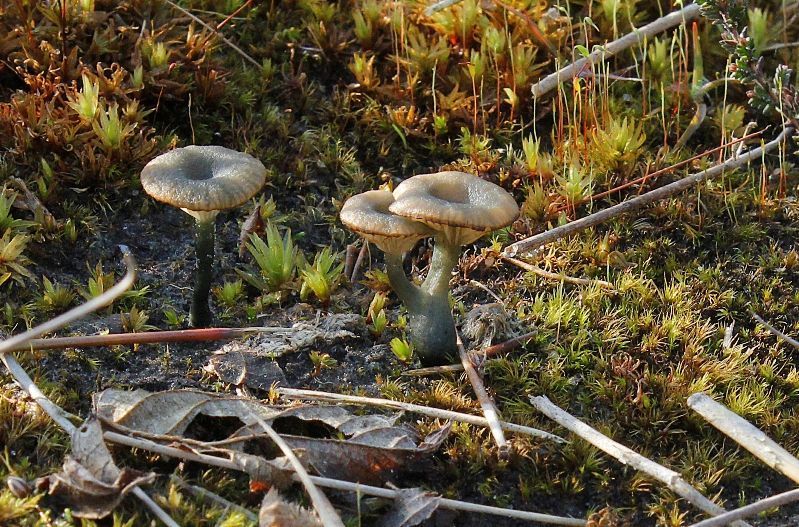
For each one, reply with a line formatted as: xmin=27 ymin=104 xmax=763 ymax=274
xmin=389 ymin=171 xmax=519 ymax=245
xmin=340 ymin=190 xmax=431 ymax=254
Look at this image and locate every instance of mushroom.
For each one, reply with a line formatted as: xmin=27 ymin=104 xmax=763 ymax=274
xmin=340 ymin=172 xmax=519 ymax=365
xmin=141 ymin=145 xmax=267 ymax=327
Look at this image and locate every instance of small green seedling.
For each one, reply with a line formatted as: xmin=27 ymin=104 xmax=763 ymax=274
xmin=390 ymin=337 xmax=414 ymax=363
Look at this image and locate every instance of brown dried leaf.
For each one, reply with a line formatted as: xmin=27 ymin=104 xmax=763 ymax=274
xmin=94 ymin=388 xmax=449 ymax=485
xmin=375 ymin=487 xmax=441 ymax=527
xmin=205 ymin=343 xmax=287 ymax=390
xmin=37 ymin=417 xmax=154 ymax=519
xmin=259 ymin=488 xmax=323 ymax=527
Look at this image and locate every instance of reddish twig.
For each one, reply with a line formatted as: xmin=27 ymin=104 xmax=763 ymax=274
xmin=8 ymin=327 xmax=277 ymax=353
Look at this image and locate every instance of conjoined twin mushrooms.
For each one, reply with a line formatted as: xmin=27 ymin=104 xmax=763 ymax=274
xmin=141 ymin=146 xmax=267 ymax=327
xmin=341 ymin=171 xmax=519 ymax=365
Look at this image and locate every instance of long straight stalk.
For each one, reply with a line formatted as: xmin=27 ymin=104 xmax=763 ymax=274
xmin=191 ymin=219 xmax=215 ymax=327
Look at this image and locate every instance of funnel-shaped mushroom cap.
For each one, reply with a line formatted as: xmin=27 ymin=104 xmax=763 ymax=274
xmin=340 ymin=190 xmax=431 ymax=255
xmin=141 ymin=145 xmax=267 ymax=222
xmin=389 ymin=171 xmax=519 ymax=246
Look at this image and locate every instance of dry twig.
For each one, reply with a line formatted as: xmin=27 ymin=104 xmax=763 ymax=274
xmin=278 ymin=387 xmax=565 ymax=443
xmin=687 ymin=393 xmax=799 ymax=483
xmin=530 ymin=395 xmax=750 ymax=526
xmin=687 ymin=488 xmax=799 ymax=527
xmin=751 ymin=311 xmax=799 ymax=350
xmin=530 ymin=3 xmax=702 ymax=98
xmin=456 ymin=331 xmax=509 ymax=457
xmin=504 ymin=128 xmax=794 ymax=257
xmin=103 ymin=431 xmax=585 ymax=525
xmin=249 ymin=412 xmax=344 ymax=527
xmin=502 ymin=255 xmax=614 ymax=289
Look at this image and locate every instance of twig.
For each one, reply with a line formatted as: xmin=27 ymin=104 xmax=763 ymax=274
xmin=751 ymin=312 xmax=799 ymax=350
xmin=350 ymin=241 xmax=369 ymax=283
xmin=403 ymin=363 xmax=471 ymax=376
xmin=530 ymin=395 xmax=750 ymax=527
xmin=163 ymin=0 xmax=261 ymax=68
xmin=552 ymin=131 xmax=762 ymax=215
xmin=687 ymin=393 xmax=799 ymax=484
xmin=687 ymin=488 xmax=799 ymax=527
xmin=404 ymin=331 xmax=537 ymax=377
xmin=277 ymin=387 xmax=565 ymax=443
xmin=530 ymin=3 xmax=702 ymax=98
xmin=103 ymin=431 xmax=585 ymax=525
xmin=424 ymin=0 xmax=462 ymax=15
xmin=249 ymin=413 xmax=345 ymax=527
xmin=504 ymin=128 xmax=794 ymax=257
xmin=456 ymin=331 xmax=509 ymax=457
xmin=502 ymin=255 xmax=615 ymax=289
xmin=0 ymin=247 xmax=180 ymax=527
xmin=7 ymin=327 xmax=288 ymax=352
xmin=169 ymin=475 xmax=258 ymax=523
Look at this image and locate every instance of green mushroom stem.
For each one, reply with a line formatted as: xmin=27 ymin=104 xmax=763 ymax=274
xmin=385 ymin=242 xmax=461 ymax=365
xmin=191 ymin=217 xmax=216 ymax=327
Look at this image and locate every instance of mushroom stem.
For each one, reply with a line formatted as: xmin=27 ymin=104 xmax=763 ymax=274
xmin=191 ymin=218 xmax=216 ymax=327
xmin=385 ymin=253 xmax=421 ymax=310
xmin=385 ymin=247 xmax=459 ymax=366
xmin=422 ymin=242 xmax=460 ymax=297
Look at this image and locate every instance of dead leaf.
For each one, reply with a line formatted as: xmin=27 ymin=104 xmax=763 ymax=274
xmin=94 ymin=389 xmax=450 ymax=486
xmin=375 ymin=487 xmax=441 ymax=527
xmin=37 ymin=416 xmax=154 ymax=519
xmin=259 ymin=488 xmax=323 ymax=527
xmin=205 ymin=342 xmax=287 ymax=390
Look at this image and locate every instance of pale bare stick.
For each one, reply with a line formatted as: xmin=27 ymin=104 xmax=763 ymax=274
xmin=169 ymin=475 xmax=258 ymax=523
xmin=249 ymin=412 xmax=345 ymax=527
xmin=530 ymin=395 xmax=750 ymax=527
xmin=403 ymin=363 xmax=469 ymax=376
xmin=751 ymin=312 xmax=799 ymax=350
xmin=103 ymin=431 xmax=585 ymax=525
xmin=530 ymin=3 xmax=702 ymax=99
xmin=687 ymin=488 xmax=799 ymax=527
xmin=456 ymin=331 xmax=508 ymax=457
xmin=687 ymin=393 xmax=799 ymax=484
xmin=278 ymin=387 xmax=565 ymax=443
xmin=0 ymin=247 xmax=180 ymax=527
xmin=504 ymin=128 xmax=794 ymax=257
xmin=502 ymin=255 xmax=615 ymax=289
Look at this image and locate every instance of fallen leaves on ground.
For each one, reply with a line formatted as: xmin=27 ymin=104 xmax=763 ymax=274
xmin=94 ymin=388 xmax=449 ymax=485
xmin=35 ymin=416 xmax=154 ymax=519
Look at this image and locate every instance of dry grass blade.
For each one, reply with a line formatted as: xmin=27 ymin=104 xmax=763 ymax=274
xmin=530 ymin=395 xmax=750 ymax=527
xmin=248 ymin=411 xmax=345 ymax=527
xmin=504 ymin=128 xmax=794 ymax=257
xmin=0 ymin=246 xmax=181 ymax=527
xmin=687 ymin=393 xmax=799 ymax=483
xmin=502 ymin=256 xmax=614 ymax=289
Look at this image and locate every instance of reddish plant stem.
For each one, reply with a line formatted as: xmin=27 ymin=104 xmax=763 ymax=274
xmin=8 ymin=327 xmax=266 ymax=352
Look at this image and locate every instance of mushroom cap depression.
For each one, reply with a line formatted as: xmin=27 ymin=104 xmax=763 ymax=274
xmin=340 ymin=190 xmax=431 ymax=255
xmin=141 ymin=145 xmax=267 ymax=221
xmin=389 ymin=171 xmax=519 ymax=246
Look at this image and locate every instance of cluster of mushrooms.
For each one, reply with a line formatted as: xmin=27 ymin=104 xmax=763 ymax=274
xmin=341 ymin=171 xmax=519 ymax=365
xmin=140 ymin=146 xmax=519 ymax=366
